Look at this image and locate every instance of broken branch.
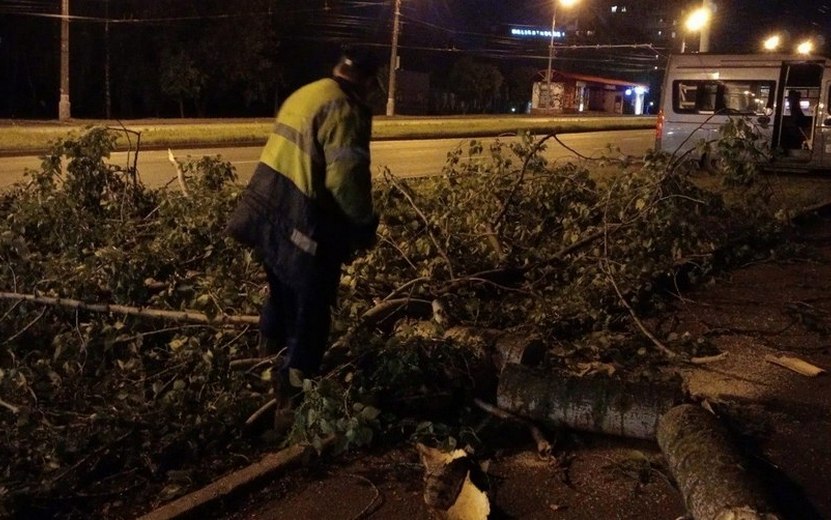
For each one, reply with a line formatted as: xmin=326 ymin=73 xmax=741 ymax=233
xmin=473 ymin=398 xmax=552 ymax=458
xmin=0 ymin=291 xmax=259 ymax=326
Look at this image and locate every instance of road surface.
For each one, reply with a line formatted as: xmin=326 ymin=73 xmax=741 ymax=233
xmin=0 ymin=129 xmax=653 ymax=189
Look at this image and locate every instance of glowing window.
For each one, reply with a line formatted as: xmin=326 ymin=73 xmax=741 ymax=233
xmin=673 ymin=80 xmax=775 ymax=115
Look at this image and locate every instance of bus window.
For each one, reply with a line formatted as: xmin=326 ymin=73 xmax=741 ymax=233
xmin=721 ymin=81 xmax=774 ymax=114
xmin=673 ymin=80 xmax=774 ymax=115
xmin=677 ymin=83 xmax=697 ymax=111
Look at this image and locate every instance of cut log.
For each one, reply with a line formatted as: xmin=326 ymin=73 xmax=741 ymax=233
xmin=657 ymin=404 xmax=781 ymax=520
xmin=496 ymin=364 xmax=685 ymax=439
xmin=493 ymin=332 xmax=545 ymax=371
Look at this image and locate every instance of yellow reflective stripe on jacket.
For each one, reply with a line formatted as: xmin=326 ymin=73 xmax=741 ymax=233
xmin=258 ymin=77 xmax=373 ymax=227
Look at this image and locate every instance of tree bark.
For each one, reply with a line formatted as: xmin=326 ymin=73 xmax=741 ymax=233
xmin=496 ymin=364 xmax=685 ymax=439
xmin=657 ymin=404 xmax=781 ymax=520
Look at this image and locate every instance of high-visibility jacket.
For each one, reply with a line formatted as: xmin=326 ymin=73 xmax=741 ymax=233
xmin=227 ymin=76 xmax=378 ymax=293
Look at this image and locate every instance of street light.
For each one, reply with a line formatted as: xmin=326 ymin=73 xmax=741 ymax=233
xmin=796 ymin=40 xmax=814 ymax=55
xmin=681 ymin=5 xmax=711 ymax=53
xmin=763 ymin=34 xmax=781 ymax=51
xmin=544 ymin=0 xmax=578 ymax=110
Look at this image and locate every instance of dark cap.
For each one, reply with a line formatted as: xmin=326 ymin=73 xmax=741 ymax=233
xmin=338 ymin=45 xmax=381 ymax=79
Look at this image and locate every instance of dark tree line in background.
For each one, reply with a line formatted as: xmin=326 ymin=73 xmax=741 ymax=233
xmin=1 ymin=0 xmax=288 ymax=118
xmin=0 ymin=0 xmax=667 ymax=119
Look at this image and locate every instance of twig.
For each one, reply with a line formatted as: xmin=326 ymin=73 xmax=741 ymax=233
xmin=342 ymin=472 xmax=382 ymax=520
xmin=599 ymin=187 xmax=678 ymax=360
xmin=384 ymin=171 xmax=454 ymax=278
xmin=491 ymin=133 xmax=556 ymax=231
xmin=382 ymin=276 xmax=430 ymax=301
xmin=473 ymin=398 xmax=553 ymax=458
xmin=603 ymin=260 xmax=678 ymax=359
xmin=0 ymin=297 xmax=23 ymax=322
xmin=329 ymin=297 xmax=433 ymax=353
xmin=688 ymin=352 xmax=729 ymax=365
xmin=229 ymin=357 xmax=276 ymax=371
xmin=551 ymin=133 xmax=638 ymax=165
xmin=244 ymin=398 xmax=277 ymax=428
xmin=0 ymin=398 xmax=21 ymax=414
xmin=4 ymin=306 xmax=46 ymax=344
xmin=0 ymin=291 xmax=259 ymax=326
xmin=361 ymin=297 xmax=433 ymax=323
xmin=167 ymin=148 xmax=190 ymax=197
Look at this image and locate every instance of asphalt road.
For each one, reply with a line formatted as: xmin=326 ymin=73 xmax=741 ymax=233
xmin=0 ymin=129 xmax=653 ymax=189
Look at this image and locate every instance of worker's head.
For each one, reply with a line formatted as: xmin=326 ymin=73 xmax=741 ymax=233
xmin=333 ymin=46 xmax=381 ymax=93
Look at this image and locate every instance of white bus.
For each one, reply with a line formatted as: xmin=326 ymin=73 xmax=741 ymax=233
xmin=655 ymin=53 xmax=831 ymax=172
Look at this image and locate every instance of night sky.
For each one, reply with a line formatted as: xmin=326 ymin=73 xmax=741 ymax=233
xmin=0 ymin=0 xmax=829 ymax=118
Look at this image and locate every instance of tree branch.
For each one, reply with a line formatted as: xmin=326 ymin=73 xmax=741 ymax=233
xmin=0 ymin=291 xmax=259 ymax=326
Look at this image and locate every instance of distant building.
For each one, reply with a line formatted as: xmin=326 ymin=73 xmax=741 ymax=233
xmin=590 ymin=0 xmax=691 ymax=52
xmin=531 ymin=70 xmax=648 ymax=115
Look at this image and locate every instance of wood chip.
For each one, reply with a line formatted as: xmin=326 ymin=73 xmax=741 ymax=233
xmin=764 ymin=354 xmax=826 ymax=377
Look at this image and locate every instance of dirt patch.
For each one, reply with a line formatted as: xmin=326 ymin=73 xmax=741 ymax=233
xmin=213 ymin=216 xmax=831 ymax=520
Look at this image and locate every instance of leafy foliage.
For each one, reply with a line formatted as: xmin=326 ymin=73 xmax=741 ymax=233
xmin=0 ymin=129 xmax=263 ymax=518
xmin=447 ymin=56 xmax=505 ymax=113
xmin=0 ymin=120 xmax=789 ymax=517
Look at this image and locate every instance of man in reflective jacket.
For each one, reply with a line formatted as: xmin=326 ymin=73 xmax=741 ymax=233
xmin=227 ymin=48 xmax=379 ymax=427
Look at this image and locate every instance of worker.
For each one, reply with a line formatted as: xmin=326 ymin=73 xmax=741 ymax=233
xmin=226 ymin=46 xmax=380 ymax=431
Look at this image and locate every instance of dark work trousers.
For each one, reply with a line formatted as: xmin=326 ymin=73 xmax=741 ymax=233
xmin=260 ymin=264 xmax=339 ymax=378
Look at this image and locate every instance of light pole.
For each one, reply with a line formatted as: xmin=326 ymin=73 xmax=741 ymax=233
xmin=683 ymin=5 xmax=711 ymax=53
xmin=545 ymin=0 xmax=577 ymax=110
xmin=59 ymin=0 xmax=71 ymax=121
xmin=699 ymin=0 xmax=713 ymax=52
xmin=386 ymin=0 xmax=402 ymax=116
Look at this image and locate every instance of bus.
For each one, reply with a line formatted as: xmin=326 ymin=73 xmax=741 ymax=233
xmin=655 ymin=53 xmax=831 ymax=172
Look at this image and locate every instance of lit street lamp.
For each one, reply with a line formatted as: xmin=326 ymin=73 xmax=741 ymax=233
xmin=544 ymin=0 xmax=578 ymax=110
xmin=797 ymin=40 xmax=814 ymax=55
xmin=681 ymin=5 xmax=711 ymax=53
xmin=763 ymin=34 xmax=781 ymax=51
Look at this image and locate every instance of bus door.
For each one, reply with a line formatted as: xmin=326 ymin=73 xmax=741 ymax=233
xmin=773 ymin=63 xmax=823 ymax=160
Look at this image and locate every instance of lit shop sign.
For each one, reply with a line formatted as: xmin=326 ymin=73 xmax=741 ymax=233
xmin=511 ymin=27 xmax=566 ymax=39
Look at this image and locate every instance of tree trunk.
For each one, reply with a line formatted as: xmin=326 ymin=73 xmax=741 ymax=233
xmin=496 ymin=364 xmax=685 ymax=439
xmin=657 ymin=404 xmax=781 ymax=520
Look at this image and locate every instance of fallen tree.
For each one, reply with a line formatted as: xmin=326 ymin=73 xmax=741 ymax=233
xmin=657 ymin=404 xmax=781 ymax=520
xmin=0 ymin=120 xmax=812 ymax=518
xmin=496 ymin=363 xmax=686 ymax=439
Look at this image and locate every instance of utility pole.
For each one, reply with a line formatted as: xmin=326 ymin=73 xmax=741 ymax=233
xmin=59 ymin=0 xmax=71 ymax=121
xmin=385 ymin=0 xmax=401 ymax=117
xmin=104 ymin=0 xmax=111 ymax=119
xmin=545 ymin=7 xmax=558 ymax=109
